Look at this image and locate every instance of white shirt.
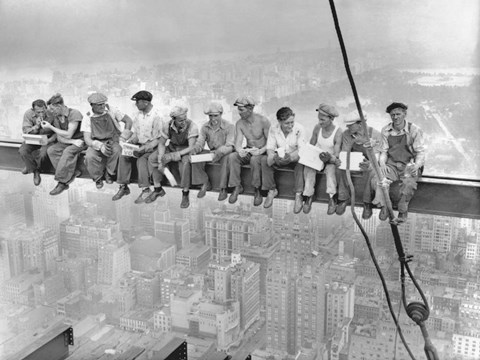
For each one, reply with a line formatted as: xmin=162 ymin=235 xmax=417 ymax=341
xmin=266 ymin=122 xmax=306 ymax=154
xmin=132 ymin=106 xmax=166 ymax=145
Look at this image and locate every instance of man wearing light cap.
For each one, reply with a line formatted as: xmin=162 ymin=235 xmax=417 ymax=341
xmin=336 ymin=110 xmax=382 ymax=218
xmin=302 ymin=103 xmax=343 ymax=214
xmin=81 ymin=92 xmax=133 ymax=195
xmin=42 ymin=93 xmax=86 ymax=195
xmin=190 ymin=102 xmax=235 ymax=200
xmin=372 ymin=102 xmax=425 ymax=222
xmin=148 ymin=105 xmax=199 ymax=208
xmin=228 ymin=96 xmax=270 ymax=206
xmin=118 ymin=90 xmax=166 ymax=203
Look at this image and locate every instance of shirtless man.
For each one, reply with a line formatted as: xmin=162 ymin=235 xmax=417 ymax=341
xmin=228 ymin=96 xmax=270 ymax=206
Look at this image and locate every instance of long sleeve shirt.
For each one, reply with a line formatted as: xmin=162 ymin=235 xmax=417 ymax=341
xmin=266 ymin=122 xmax=306 ymax=155
xmin=193 ymin=118 xmax=235 ymax=155
xmin=22 ymin=109 xmax=53 ymax=135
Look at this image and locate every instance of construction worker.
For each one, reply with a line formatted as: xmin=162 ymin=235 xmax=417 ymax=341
xmin=19 ymin=99 xmax=56 ymax=186
xmin=302 ymin=103 xmax=343 ymax=214
xmin=115 ymin=90 xmax=165 ymax=203
xmin=228 ymin=96 xmax=270 ymax=206
xmin=190 ymin=102 xmax=235 ymax=200
xmin=148 ymin=105 xmax=199 ymax=208
xmin=42 ymin=93 xmax=86 ymax=196
xmin=372 ymin=102 xmax=426 ymax=222
xmin=81 ymin=92 xmax=133 ymax=192
xmin=261 ymin=106 xmax=306 ymax=211
xmin=335 ymin=111 xmax=382 ymax=218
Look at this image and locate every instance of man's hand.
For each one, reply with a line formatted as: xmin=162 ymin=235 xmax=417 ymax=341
xmin=275 ymin=153 xmax=291 ymax=167
xmin=267 ymin=154 xmax=275 ymax=167
xmin=133 ymin=147 xmax=146 ymax=158
xmin=238 ymin=149 xmax=249 ymax=158
xmin=319 ymin=152 xmax=332 ymax=163
xmin=41 ymin=121 xmax=52 ymax=130
xmin=359 ymin=159 xmax=370 ymax=172
xmin=72 ymin=139 xmax=84 ymax=148
xmin=211 ymin=150 xmax=222 ymax=163
xmin=100 ymin=142 xmax=112 ymax=156
xmin=249 ymin=147 xmax=264 ymax=156
xmin=363 ymin=138 xmax=379 ymax=149
xmin=161 ymin=153 xmax=173 ymax=165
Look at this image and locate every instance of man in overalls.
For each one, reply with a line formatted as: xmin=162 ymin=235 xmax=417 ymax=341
xmin=82 ymin=92 xmax=133 ymax=191
xmin=148 ymin=106 xmax=199 ymax=208
xmin=372 ymin=102 xmax=426 ymax=222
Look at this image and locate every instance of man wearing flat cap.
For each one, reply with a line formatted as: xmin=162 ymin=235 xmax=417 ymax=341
xmin=228 ymin=96 xmax=270 ymax=206
xmin=190 ymin=102 xmax=235 ymax=200
xmin=302 ymin=103 xmax=343 ymax=214
xmin=42 ymin=93 xmax=86 ymax=195
xmin=372 ymin=102 xmax=426 ymax=222
xmin=148 ymin=105 xmax=199 ymax=208
xmin=117 ymin=90 xmax=166 ymax=203
xmin=336 ymin=110 xmax=382 ymax=218
xmin=81 ymin=92 xmax=133 ymax=195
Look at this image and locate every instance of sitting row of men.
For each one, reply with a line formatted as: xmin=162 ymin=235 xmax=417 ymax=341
xmin=20 ymin=91 xmax=425 ymax=222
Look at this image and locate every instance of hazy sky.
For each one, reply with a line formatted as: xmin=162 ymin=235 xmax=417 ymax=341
xmin=0 ymin=0 xmax=478 ymax=69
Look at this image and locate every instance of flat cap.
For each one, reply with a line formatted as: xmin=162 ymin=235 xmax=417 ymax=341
xmin=131 ymin=90 xmax=153 ymax=102
xmin=386 ymin=102 xmax=408 ymax=113
xmin=170 ymin=105 xmax=188 ymax=117
xmin=316 ymin=103 xmax=339 ymax=117
xmin=47 ymin=93 xmax=64 ymax=106
xmin=344 ymin=111 xmax=367 ymax=125
xmin=88 ymin=92 xmax=108 ymax=105
xmin=233 ymin=96 xmax=256 ymax=107
xmin=204 ymin=102 xmax=223 ymax=115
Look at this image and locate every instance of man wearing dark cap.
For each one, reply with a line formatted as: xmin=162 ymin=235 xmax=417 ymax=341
xmin=372 ymin=102 xmax=425 ymax=222
xmin=302 ymin=103 xmax=343 ymax=214
xmin=42 ymin=93 xmax=86 ymax=195
xmin=336 ymin=111 xmax=382 ymax=218
xmin=115 ymin=90 xmax=166 ymax=203
xmin=228 ymin=96 xmax=270 ymax=206
xmin=148 ymin=105 xmax=199 ymax=208
xmin=190 ymin=102 xmax=235 ymax=200
xmin=19 ymin=99 xmax=56 ymax=186
xmin=81 ymin=92 xmax=133 ymax=194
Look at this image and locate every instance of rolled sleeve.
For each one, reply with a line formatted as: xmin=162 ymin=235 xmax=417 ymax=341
xmin=22 ymin=110 xmax=37 ymax=134
xmin=411 ymin=124 xmax=426 ymax=167
xmin=151 ymin=116 xmax=164 ymax=140
xmin=160 ymin=121 xmax=170 ymax=139
xmin=80 ymin=116 xmax=91 ymax=133
xmin=188 ymin=122 xmax=199 ymax=139
xmin=225 ymin=123 xmax=235 ymax=148
xmin=193 ymin=126 xmax=207 ymax=153
xmin=266 ymin=127 xmax=277 ymax=151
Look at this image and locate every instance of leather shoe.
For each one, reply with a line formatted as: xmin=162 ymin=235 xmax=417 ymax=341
xmin=229 ymin=186 xmax=243 ymax=204
xmin=335 ymin=199 xmax=348 ymax=215
xmin=145 ymin=188 xmax=166 ymax=204
xmin=197 ymin=182 xmax=212 ymax=198
xmin=218 ymin=189 xmax=228 ymax=201
xmin=293 ymin=193 xmax=303 ymax=214
xmin=264 ymin=189 xmax=278 ymax=209
xmin=33 ymin=170 xmax=41 ymax=186
xmin=112 ymin=185 xmax=130 ymax=201
xmin=303 ymin=196 xmax=313 ymax=214
xmin=362 ymin=203 xmax=373 ymax=220
xmin=96 ymin=179 xmax=104 ymax=189
xmin=379 ymin=206 xmax=389 ymax=221
xmin=105 ymin=172 xmax=114 ymax=184
xmin=253 ymin=188 xmax=263 ymax=207
xmin=134 ymin=188 xmax=152 ymax=204
xmin=50 ymin=182 xmax=69 ymax=196
xmin=327 ymin=197 xmax=337 ymax=215
xmin=180 ymin=192 xmax=190 ymax=208
xmin=398 ymin=212 xmax=408 ymax=222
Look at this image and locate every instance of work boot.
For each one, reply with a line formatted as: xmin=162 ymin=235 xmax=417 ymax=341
xmin=218 ymin=188 xmax=228 ymax=201
xmin=379 ymin=206 xmax=389 ymax=221
xmin=112 ymin=185 xmax=130 ymax=201
xmin=303 ymin=196 xmax=313 ymax=214
xmin=105 ymin=172 xmax=114 ymax=184
xmin=229 ymin=185 xmax=243 ymax=204
xmin=264 ymin=189 xmax=278 ymax=209
xmin=33 ymin=170 xmax=41 ymax=186
xmin=327 ymin=196 xmax=337 ymax=215
xmin=180 ymin=191 xmax=190 ymax=208
xmin=293 ymin=193 xmax=303 ymax=214
xmin=335 ymin=199 xmax=348 ymax=215
xmin=144 ymin=187 xmax=166 ymax=204
xmin=362 ymin=203 xmax=373 ymax=220
xmin=253 ymin=188 xmax=263 ymax=207
xmin=197 ymin=181 xmax=212 ymax=198
xmin=95 ymin=179 xmax=104 ymax=189
xmin=398 ymin=212 xmax=408 ymax=223
xmin=134 ymin=188 xmax=152 ymax=204
xmin=50 ymin=182 xmax=69 ymax=196
xmin=21 ymin=167 xmax=29 ymax=175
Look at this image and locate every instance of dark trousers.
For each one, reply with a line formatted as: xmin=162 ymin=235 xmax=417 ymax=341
xmin=149 ymin=149 xmax=191 ymax=189
xmin=191 ymin=150 xmax=229 ymax=189
xmin=337 ymin=168 xmax=375 ymax=203
xmin=117 ymin=150 xmax=154 ymax=187
xmin=19 ymin=143 xmax=51 ymax=173
xmin=260 ymin=157 xmax=304 ymax=193
xmin=85 ymin=143 xmax=122 ymax=182
xmin=228 ymin=152 xmax=264 ymax=188
xmin=47 ymin=142 xmax=87 ymax=183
